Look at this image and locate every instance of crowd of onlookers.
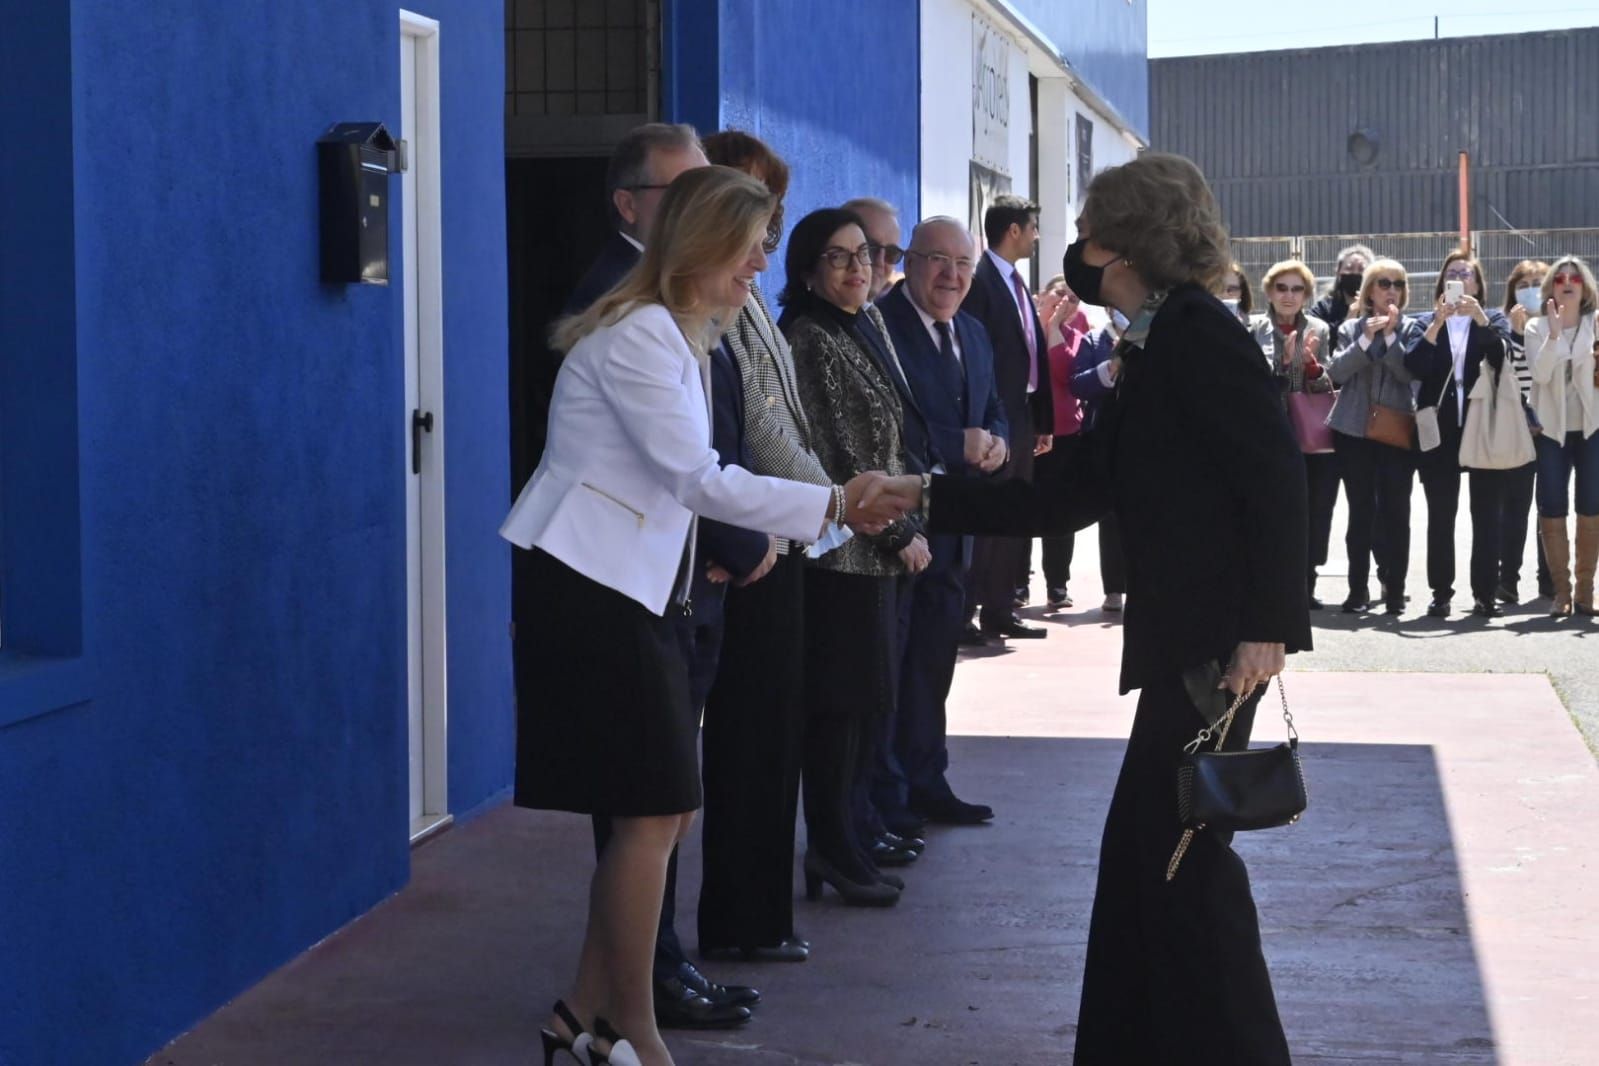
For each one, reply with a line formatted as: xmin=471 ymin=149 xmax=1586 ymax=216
xmin=508 ymin=120 xmax=1596 ymax=1065
xmin=1194 ymin=244 xmax=1596 ymax=620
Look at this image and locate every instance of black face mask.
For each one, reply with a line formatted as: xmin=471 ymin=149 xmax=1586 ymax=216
xmin=1336 ymin=273 xmax=1363 ymax=298
xmin=1063 ymin=240 xmax=1108 ymax=306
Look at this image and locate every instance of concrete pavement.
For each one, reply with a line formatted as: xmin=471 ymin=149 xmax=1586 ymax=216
xmin=152 ymin=486 xmax=1599 ymax=1065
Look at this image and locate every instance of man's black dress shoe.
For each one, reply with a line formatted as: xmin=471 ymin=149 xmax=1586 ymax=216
xmin=982 ymin=617 xmax=1047 ymax=639
xmin=1013 ymin=585 xmax=1030 ymax=607
xmin=1384 ymin=600 xmax=1405 ymax=616
xmin=701 ymin=938 xmax=810 ymax=964
xmin=1427 ymin=596 xmax=1451 ymax=618
xmin=870 ymin=837 xmax=919 ymax=867
xmin=654 ymin=977 xmax=752 ymax=1029
xmin=1472 ymin=598 xmax=1503 ymax=618
xmin=1495 ymin=582 xmax=1518 ymax=604
xmin=911 ymin=791 xmax=994 ymax=825
xmin=1341 ymin=590 xmax=1370 ymax=613
xmin=677 ymin=961 xmax=759 ymax=1008
xmin=881 ymin=809 xmax=926 ymax=839
xmin=957 ymin=623 xmax=991 ymax=646
xmin=880 ymin=829 xmax=924 ymax=854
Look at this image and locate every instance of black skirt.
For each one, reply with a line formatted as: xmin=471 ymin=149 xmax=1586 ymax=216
xmin=514 ymin=549 xmax=701 ymax=816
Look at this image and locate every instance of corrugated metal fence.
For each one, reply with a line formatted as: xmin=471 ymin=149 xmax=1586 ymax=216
xmin=1232 ymin=229 xmax=1599 ymax=301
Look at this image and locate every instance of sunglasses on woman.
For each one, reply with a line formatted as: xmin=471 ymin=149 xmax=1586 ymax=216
xmin=1272 ymin=283 xmax=1306 ymax=295
xmin=1373 ymin=278 xmax=1406 ymax=291
xmin=1552 ymin=272 xmax=1582 ymax=286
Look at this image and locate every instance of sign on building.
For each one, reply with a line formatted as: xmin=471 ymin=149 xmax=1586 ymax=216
xmin=971 ymin=13 xmax=1010 ymax=176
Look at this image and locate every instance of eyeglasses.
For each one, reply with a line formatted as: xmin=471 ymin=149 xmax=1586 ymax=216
xmin=1272 ymin=283 xmax=1307 ymax=295
xmin=1442 ymin=267 xmax=1476 ymax=280
xmin=1374 ymin=277 xmax=1407 ymax=290
xmin=1552 ymin=272 xmax=1582 ymax=286
xmin=905 ymin=250 xmax=976 ymax=275
xmin=1223 ymin=283 xmax=1243 ymax=295
xmin=869 ymin=242 xmax=905 ymax=266
xmin=820 ymin=245 xmax=873 ymax=270
xmin=624 ymin=183 xmax=670 ymax=192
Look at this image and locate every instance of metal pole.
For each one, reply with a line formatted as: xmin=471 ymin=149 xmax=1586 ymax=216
xmin=1459 ymin=151 xmax=1471 ymax=254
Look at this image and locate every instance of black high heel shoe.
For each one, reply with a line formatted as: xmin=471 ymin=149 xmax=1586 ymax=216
xmin=803 ymin=851 xmax=900 ymax=906
xmin=590 ymin=1016 xmax=642 ymax=1066
xmin=539 ymin=1000 xmax=596 ymax=1065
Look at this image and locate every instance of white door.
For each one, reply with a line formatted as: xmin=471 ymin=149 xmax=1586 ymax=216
xmin=401 ymin=11 xmax=449 ymax=843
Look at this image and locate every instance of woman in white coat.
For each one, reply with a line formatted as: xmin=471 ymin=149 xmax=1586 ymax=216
xmin=502 ymin=166 xmax=907 ymax=1066
xmin=1525 ymin=255 xmax=1599 ymax=617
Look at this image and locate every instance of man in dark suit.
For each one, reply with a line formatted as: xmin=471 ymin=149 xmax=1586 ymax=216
xmin=960 ymin=195 xmax=1054 ymax=641
xmin=558 ymin=122 xmax=761 ymax=1030
xmin=874 ymin=217 xmax=1008 ymax=828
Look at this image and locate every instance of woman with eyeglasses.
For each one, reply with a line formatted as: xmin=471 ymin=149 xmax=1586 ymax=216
xmin=1326 ymin=259 xmax=1425 ymax=615
xmin=1219 ymin=261 xmax=1254 ymax=322
xmin=778 ymin=207 xmax=927 ymax=905
xmin=1248 ymin=260 xmax=1338 ymax=609
xmin=1501 ymin=259 xmax=1552 ymax=603
xmin=1310 ymin=243 xmax=1376 ymax=329
xmin=1524 ymin=256 xmax=1599 ymax=617
xmin=1405 ymin=252 xmax=1511 ymax=617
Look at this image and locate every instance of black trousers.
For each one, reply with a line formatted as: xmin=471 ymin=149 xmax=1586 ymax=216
xmin=1468 ymin=467 xmax=1527 ymax=603
xmin=1036 ymin=437 xmax=1083 ymax=591
xmin=1074 ymin=673 xmax=1290 ymax=1065
xmin=698 ymin=552 xmax=807 ymax=953
xmin=1500 ymin=461 xmax=1542 ymax=593
xmin=1305 ymin=452 xmax=1340 ymax=584
xmin=1335 ymin=433 xmax=1414 ymax=601
xmin=1417 ymin=436 xmax=1463 ymax=600
xmin=1098 ymin=511 xmax=1127 ymax=595
xmin=803 ymin=568 xmax=897 ymax=882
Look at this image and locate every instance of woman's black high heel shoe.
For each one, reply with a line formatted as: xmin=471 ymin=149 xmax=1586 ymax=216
xmin=539 ymin=1000 xmax=596 ymax=1065
xmin=590 ymin=1016 xmax=642 ymax=1066
xmin=803 ymin=851 xmax=900 ymax=907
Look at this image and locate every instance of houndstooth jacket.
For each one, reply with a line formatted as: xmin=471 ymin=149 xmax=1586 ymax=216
xmin=724 ymin=283 xmax=832 ymax=552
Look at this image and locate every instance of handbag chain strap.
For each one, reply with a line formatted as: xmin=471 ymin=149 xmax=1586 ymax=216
xmin=1167 ymin=676 xmax=1295 ymax=883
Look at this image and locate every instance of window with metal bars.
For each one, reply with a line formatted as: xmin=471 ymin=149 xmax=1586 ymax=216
xmin=505 ymin=0 xmax=648 ymax=118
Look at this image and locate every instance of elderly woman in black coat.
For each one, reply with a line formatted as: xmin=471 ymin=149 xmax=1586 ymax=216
xmin=870 ymin=153 xmax=1311 ymax=1065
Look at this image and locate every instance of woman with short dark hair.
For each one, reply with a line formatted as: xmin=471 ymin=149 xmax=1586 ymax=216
xmin=1219 ymin=260 xmax=1253 ymax=321
xmin=1311 ymin=243 xmax=1375 ymax=327
xmin=873 ymin=152 xmax=1310 ymax=1064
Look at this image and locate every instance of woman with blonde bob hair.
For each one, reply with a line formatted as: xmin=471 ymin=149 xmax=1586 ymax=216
xmin=502 ymin=166 xmax=908 ymax=1066
xmin=1326 ymin=258 xmax=1425 ymax=615
xmin=1524 ymin=255 xmax=1599 ymax=616
xmin=1249 ymin=259 xmax=1338 ymax=607
xmin=866 ymin=152 xmax=1311 ymax=1064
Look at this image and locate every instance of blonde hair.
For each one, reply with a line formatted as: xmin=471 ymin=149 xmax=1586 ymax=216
xmin=1359 ymin=258 xmax=1410 ymax=313
xmin=1540 ymin=256 xmax=1599 ymax=315
xmin=1262 ymin=260 xmax=1316 ymax=298
xmin=551 ymin=166 xmax=774 ymax=353
xmin=1080 ymin=153 xmax=1231 ymax=292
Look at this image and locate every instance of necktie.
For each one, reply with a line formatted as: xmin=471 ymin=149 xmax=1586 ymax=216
xmin=1010 ymin=268 xmax=1039 ymax=392
xmin=934 ymin=320 xmax=965 ymax=409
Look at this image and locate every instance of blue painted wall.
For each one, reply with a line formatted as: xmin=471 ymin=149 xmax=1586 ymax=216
xmin=1010 ymin=0 xmax=1149 ymax=138
xmin=665 ymin=0 xmax=922 ymax=288
xmin=0 ymin=1 xmax=510 ymax=1062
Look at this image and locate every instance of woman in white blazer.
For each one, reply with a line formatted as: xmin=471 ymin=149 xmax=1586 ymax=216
xmin=1525 ymin=255 xmax=1599 ymax=617
xmin=503 ymin=167 xmax=908 ymax=1066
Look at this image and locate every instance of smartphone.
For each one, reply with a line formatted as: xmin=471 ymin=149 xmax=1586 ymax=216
xmin=1444 ymin=279 xmax=1465 ymax=306
xmin=1516 ymin=286 xmax=1543 ymax=313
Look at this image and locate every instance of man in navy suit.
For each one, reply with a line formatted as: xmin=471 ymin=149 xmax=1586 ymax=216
xmin=559 ymin=122 xmax=763 ymax=1030
xmin=961 ymin=195 xmax=1055 ymax=641
xmin=874 ymin=217 xmax=1009 ymax=827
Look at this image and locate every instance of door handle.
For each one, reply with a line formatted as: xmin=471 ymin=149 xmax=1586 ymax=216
xmin=412 ymin=409 xmax=434 ymax=474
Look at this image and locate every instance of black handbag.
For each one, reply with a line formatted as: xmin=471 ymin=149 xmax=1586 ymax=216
xmin=1167 ymin=676 xmax=1306 ymax=882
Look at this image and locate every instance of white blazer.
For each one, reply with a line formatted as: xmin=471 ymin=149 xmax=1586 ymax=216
xmin=500 ymin=303 xmax=831 ymax=616
xmin=1526 ymin=315 xmax=1598 ymax=441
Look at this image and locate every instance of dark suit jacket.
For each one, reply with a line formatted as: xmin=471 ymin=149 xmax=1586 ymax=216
xmin=858 ymin=302 xmax=932 ymax=475
xmin=961 ymin=255 xmax=1054 ymax=478
xmin=564 ymin=231 xmax=641 ymax=317
xmin=928 ymin=283 xmax=1313 ymax=693
xmin=565 ymin=232 xmax=766 ymax=610
xmin=876 ymin=284 xmax=1007 ymax=478
xmin=1406 ymin=310 xmax=1510 ymax=443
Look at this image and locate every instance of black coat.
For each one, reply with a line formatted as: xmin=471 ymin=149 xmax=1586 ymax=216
xmin=1405 ymin=310 xmax=1510 ymax=442
xmin=961 ymin=255 xmax=1054 ymax=478
xmin=928 ymin=283 xmax=1313 ymax=693
xmin=564 ymin=231 xmax=640 ymax=316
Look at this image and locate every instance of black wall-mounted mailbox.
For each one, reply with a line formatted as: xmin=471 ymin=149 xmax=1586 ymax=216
xmin=317 ymin=122 xmax=398 ymax=285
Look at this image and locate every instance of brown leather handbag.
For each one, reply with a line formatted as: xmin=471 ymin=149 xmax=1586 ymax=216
xmin=1365 ymin=363 xmax=1415 ymax=450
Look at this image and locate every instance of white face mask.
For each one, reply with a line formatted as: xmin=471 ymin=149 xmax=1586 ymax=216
xmin=1515 ymin=286 xmax=1543 ymax=313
